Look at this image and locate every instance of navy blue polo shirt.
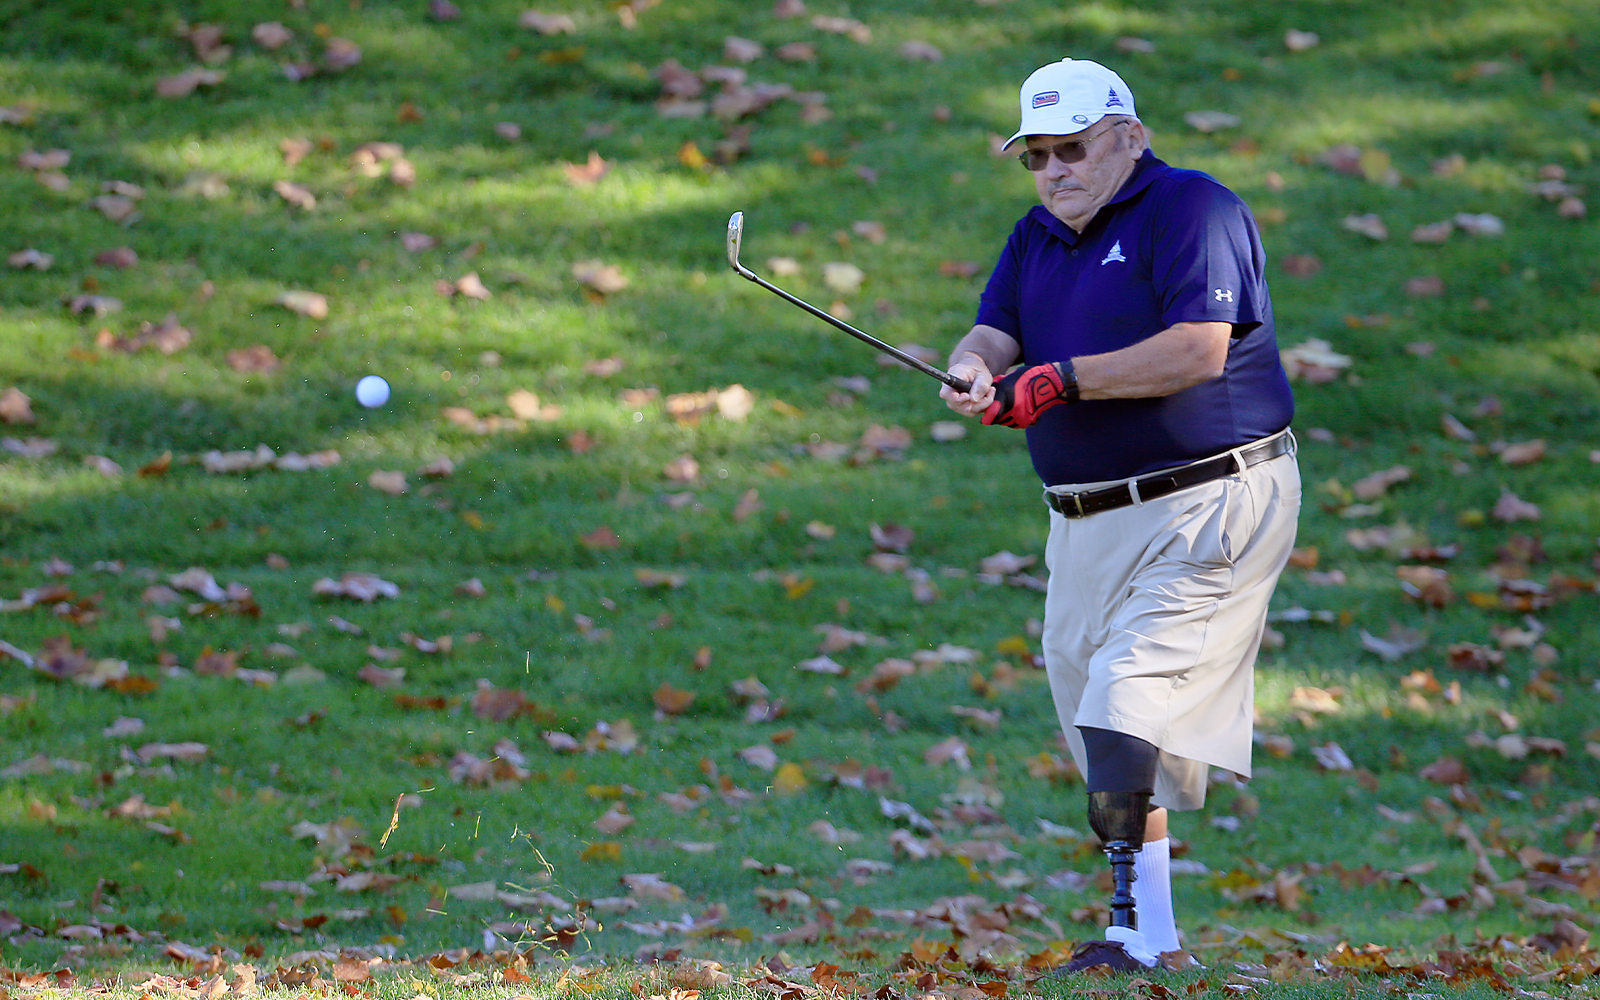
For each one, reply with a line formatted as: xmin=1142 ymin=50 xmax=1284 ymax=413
xmin=975 ymin=149 xmax=1294 ymax=486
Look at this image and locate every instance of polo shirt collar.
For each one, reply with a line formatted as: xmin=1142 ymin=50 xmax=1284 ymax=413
xmin=1032 ymin=148 xmax=1169 ymax=244
xmin=1108 ymin=148 xmax=1166 ymax=205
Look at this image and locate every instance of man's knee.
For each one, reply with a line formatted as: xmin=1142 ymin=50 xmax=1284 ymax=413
xmin=1079 ymin=726 xmax=1158 ymax=794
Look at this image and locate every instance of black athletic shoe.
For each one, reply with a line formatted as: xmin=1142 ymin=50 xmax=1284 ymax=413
xmin=1057 ymin=940 xmax=1150 ymax=974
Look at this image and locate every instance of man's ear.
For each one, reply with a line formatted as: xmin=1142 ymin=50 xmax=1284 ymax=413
xmin=1125 ymin=122 xmax=1148 ymax=156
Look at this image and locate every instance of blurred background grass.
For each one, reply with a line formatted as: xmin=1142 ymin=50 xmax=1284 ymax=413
xmin=0 ymin=0 xmax=1597 ymax=974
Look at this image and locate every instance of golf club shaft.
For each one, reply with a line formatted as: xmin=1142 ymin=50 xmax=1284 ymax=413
xmin=735 ymin=270 xmax=973 ymax=393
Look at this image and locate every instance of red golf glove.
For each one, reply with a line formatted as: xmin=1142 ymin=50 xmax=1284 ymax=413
xmin=982 ymin=361 xmax=1079 ymax=428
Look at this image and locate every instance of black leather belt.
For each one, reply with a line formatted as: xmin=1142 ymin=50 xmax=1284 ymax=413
xmin=1044 ymin=432 xmax=1293 ymax=519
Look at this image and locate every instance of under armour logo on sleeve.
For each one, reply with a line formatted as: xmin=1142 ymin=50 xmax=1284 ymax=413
xmin=1214 ymin=288 xmax=1234 ymax=302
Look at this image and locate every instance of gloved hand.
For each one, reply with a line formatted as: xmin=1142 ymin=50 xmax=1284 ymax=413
xmin=982 ymin=361 xmax=1078 ymax=428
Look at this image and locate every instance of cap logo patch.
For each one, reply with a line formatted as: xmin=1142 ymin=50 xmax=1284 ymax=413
xmin=1031 ymin=91 xmax=1060 ymax=109
xmin=1105 ymin=87 xmax=1125 ymax=108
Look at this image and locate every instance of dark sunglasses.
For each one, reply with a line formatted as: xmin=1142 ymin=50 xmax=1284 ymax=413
xmin=1017 ymin=121 xmax=1129 ymax=171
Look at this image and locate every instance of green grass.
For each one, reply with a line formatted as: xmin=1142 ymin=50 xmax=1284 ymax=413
xmin=1 ymin=0 xmax=1598 ymax=994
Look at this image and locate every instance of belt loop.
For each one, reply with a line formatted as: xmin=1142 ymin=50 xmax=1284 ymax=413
xmin=1229 ymin=447 xmax=1248 ymax=476
xmin=1127 ymin=478 xmax=1142 ymax=506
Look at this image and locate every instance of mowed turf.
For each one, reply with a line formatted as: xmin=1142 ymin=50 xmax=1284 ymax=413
xmin=1 ymin=0 xmax=1598 ymax=988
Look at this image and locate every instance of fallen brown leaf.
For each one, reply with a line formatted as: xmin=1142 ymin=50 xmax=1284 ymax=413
xmin=273 ymin=180 xmax=316 ymax=210
xmin=520 ymin=11 xmax=576 ymax=34
xmin=0 ymin=388 xmax=34 ymax=425
xmin=563 ymin=150 xmax=610 ymax=186
xmin=652 ymin=682 xmax=695 ymax=715
xmin=277 ymin=290 xmax=329 ymax=318
xmin=225 ymin=345 xmax=280 ymax=373
xmin=573 ymin=260 xmax=629 ymax=294
xmin=253 ymin=22 xmax=293 ymax=49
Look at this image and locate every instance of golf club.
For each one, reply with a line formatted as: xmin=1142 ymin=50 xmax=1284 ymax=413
xmin=726 ymin=212 xmax=973 ymax=393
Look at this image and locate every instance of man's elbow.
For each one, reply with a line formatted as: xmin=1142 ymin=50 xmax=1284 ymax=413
xmin=1171 ymin=322 xmax=1231 ymax=384
xmin=1190 ymin=343 xmax=1228 ymax=384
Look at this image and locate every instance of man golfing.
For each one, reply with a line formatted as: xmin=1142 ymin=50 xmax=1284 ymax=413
xmin=940 ymin=58 xmax=1301 ymax=972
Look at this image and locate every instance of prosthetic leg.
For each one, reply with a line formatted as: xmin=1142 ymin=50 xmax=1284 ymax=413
xmin=1061 ymin=728 xmax=1161 ymax=973
xmin=1085 ymin=790 xmax=1157 ymax=967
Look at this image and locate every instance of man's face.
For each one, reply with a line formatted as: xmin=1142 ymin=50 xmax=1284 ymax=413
xmin=1027 ymin=119 xmax=1144 ymax=232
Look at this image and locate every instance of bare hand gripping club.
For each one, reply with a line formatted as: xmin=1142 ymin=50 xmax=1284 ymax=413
xmin=725 ymin=212 xmax=973 ymax=394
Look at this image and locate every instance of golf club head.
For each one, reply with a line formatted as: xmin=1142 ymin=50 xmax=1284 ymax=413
xmin=726 ymin=211 xmax=751 ymax=276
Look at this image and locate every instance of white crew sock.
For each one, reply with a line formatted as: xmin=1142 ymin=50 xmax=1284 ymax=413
xmin=1131 ymin=836 xmax=1180 ymax=956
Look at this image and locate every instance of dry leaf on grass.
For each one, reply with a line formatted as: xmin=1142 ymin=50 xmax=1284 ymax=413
xmin=869 ymin=522 xmax=913 ymax=552
xmin=312 ymin=573 xmax=399 ymax=602
xmin=277 ymin=290 xmax=328 ymax=318
xmin=1351 ymin=465 xmax=1411 ymax=501
xmin=18 ymin=148 xmax=69 ymax=170
xmin=652 ymin=683 xmax=695 ymax=715
xmin=797 ymin=655 xmax=845 ymax=675
xmin=520 ymin=11 xmax=576 ymax=34
xmin=822 ymin=262 xmax=864 ymax=294
xmin=2 ymin=436 xmax=57 ymax=458
xmin=253 ymin=22 xmax=293 ymax=48
xmin=573 ymin=260 xmax=628 ymax=294
xmin=1454 ymin=212 xmax=1504 ymax=236
xmin=1280 ymin=338 xmax=1352 ymax=381
xmin=1285 ymin=29 xmax=1320 ymax=51
xmin=1497 ymin=439 xmax=1545 ymax=465
xmin=322 ymin=38 xmax=362 ymax=72
xmin=226 ymin=345 xmax=280 ymax=373
xmin=90 ymin=195 xmax=139 ymax=224
xmin=273 ymin=180 xmax=316 ymax=210
xmin=8 ymin=249 xmax=53 ymax=270
xmin=811 ymin=15 xmax=871 ymax=42
xmin=1405 ymin=275 xmax=1445 ymax=297
xmin=506 ymin=389 xmax=561 ymax=421
xmin=1280 ymin=254 xmax=1321 ymax=277
xmin=725 ymin=36 xmax=764 ymax=62
xmin=99 ymin=314 xmax=193 ymax=355
xmin=156 ymin=68 xmax=225 ymax=98
xmin=1411 ymin=221 xmax=1454 ymax=244
xmin=898 ymin=40 xmax=942 ymax=61
xmin=1493 ymin=490 xmax=1541 ymax=522
xmin=94 ymin=246 xmax=138 ymax=268
xmin=136 ymin=742 xmax=209 ymax=764
xmin=563 ymin=150 xmax=610 ymax=185
xmin=1184 ymin=110 xmax=1239 ymax=132
xmin=1341 ymin=213 xmax=1388 ymax=240
xmin=0 ymin=388 xmax=34 ymax=425
xmin=739 ymin=745 xmax=779 ymax=771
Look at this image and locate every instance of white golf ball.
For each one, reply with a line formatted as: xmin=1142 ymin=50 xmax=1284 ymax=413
xmin=355 ymin=375 xmax=390 ymax=408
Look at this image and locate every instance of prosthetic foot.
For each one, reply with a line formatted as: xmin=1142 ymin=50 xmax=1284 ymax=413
xmin=1061 ymin=790 xmax=1157 ymax=973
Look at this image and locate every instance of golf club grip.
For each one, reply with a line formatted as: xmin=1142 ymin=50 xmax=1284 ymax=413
xmin=743 ymin=272 xmax=972 ymax=392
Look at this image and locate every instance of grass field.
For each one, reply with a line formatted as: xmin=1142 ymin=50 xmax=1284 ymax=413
xmin=1 ymin=0 xmax=1598 ymax=996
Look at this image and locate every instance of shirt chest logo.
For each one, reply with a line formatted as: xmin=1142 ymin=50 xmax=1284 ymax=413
xmin=1100 ymin=240 xmax=1126 ymax=265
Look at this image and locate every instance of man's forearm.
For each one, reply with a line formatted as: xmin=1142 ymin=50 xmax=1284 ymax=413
xmin=1074 ymin=321 xmax=1230 ymax=399
xmin=948 ymin=324 xmax=1021 ymax=377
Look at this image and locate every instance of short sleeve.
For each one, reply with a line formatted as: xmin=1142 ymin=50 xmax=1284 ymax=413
xmin=973 ymin=220 xmax=1027 ymax=339
xmin=1150 ymin=179 xmax=1267 ymax=334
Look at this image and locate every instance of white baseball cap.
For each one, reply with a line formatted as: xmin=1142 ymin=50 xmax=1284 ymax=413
xmin=1003 ymin=58 xmax=1139 ymax=150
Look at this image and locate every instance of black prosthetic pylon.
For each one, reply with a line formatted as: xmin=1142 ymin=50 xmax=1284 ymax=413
xmin=1086 ymin=790 xmax=1152 ymax=929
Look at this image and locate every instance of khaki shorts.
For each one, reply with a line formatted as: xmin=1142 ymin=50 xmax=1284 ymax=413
xmin=1040 ymin=438 xmax=1301 ymax=811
